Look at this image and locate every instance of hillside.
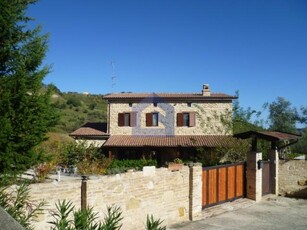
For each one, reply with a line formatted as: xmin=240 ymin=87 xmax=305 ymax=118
xmin=50 ymin=91 xmax=107 ymax=134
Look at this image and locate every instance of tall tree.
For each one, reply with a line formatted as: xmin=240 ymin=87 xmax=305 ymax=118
xmin=0 ymin=0 xmax=57 ymax=175
xmin=265 ymin=97 xmax=298 ymax=133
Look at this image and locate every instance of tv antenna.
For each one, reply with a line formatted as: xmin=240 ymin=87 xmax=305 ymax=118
xmin=110 ymin=61 xmax=116 ymax=91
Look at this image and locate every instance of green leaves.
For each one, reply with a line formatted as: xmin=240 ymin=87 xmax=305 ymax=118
xmin=49 ymin=202 xmax=167 ymax=230
xmin=107 ymin=159 xmax=157 ymax=174
xmin=49 ymin=201 xmax=123 ymax=230
xmin=266 ymin=97 xmax=298 ymax=133
xmin=49 ymin=200 xmax=74 ymax=230
xmin=100 ymin=206 xmax=123 ymax=230
xmin=146 ymin=215 xmax=166 ymax=230
xmin=0 ymin=183 xmax=46 ymax=230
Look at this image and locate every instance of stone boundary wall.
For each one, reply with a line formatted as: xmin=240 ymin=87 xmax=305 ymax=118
xmin=29 ymin=166 xmax=202 ymax=230
xmin=279 ymin=160 xmax=307 ymax=198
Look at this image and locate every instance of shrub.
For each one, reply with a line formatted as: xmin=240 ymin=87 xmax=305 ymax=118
xmin=107 ymin=159 xmax=157 ymax=174
xmin=89 ymin=103 xmax=97 ymax=110
xmin=146 ymin=215 xmax=166 ymax=230
xmin=0 ymin=183 xmax=45 ymax=229
xmin=49 ymin=200 xmax=123 ymax=230
xmin=60 ymin=142 xmax=111 ymax=175
xmin=66 ymin=98 xmax=82 ymax=107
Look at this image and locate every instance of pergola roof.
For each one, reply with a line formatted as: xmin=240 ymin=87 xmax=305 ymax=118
xmin=234 ymin=131 xmax=301 ymax=142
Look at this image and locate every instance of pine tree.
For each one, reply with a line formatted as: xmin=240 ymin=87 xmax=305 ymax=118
xmin=0 ymin=0 xmax=58 ymax=175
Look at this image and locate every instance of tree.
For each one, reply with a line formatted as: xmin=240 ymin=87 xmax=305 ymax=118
xmin=292 ymin=129 xmax=307 ymax=155
xmin=232 ymin=91 xmax=263 ymax=134
xmin=0 ymin=0 xmax=58 ymax=175
xmin=265 ymin=97 xmax=298 ymax=133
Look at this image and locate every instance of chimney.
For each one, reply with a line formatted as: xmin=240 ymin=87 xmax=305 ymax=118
xmin=202 ymin=84 xmax=210 ymax=96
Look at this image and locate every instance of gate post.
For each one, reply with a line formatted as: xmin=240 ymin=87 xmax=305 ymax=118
xmin=81 ymin=176 xmax=88 ymax=210
xmin=188 ymin=164 xmax=202 ymax=221
xmin=268 ymin=148 xmax=279 ymax=195
xmin=246 ymin=151 xmax=262 ymax=201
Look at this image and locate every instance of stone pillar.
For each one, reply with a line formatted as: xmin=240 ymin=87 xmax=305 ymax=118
xmin=189 ymin=164 xmax=202 ymax=221
xmin=268 ymin=148 xmax=279 ymax=195
xmin=246 ymin=151 xmax=262 ymax=201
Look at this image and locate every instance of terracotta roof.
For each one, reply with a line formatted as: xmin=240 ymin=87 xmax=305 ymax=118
xmin=103 ymin=135 xmax=234 ymax=147
xmin=234 ymin=131 xmax=301 ymax=142
xmin=103 ymin=93 xmax=236 ymax=101
xmin=70 ymin=122 xmax=108 ymax=137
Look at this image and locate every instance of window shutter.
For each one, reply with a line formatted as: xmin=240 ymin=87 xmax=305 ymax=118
xmin=130 ymin=112 xmax=137 ymax=127
xmin=118 ymin=113 xmax=125 ymax=126
xmin=177 ymin=113 xmax=183 ymax=127
xmin=189 ymin=112 xmax=196 ymax=127
xmin=146 ymin=113 xmax=152 ymax=127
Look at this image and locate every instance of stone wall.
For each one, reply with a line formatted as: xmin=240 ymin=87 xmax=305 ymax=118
xmin=279 ymin=160 xmax=307 ymax=198
xmin=109 ymin=101 xmax=232 ymax=135
xmin=29 ymin=166 xmax=202 ymax=230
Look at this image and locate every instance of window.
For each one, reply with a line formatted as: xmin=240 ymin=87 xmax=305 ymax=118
xmin=146 ymin=112 xmax=159 ymax=127
xmin=118 ymin=112 xmax=136 ymax=127
xmin=187 ymin=102 xmax=192 ymax=107
xmin=177 ymin=112 xmax=195 ymax=127
xmin=183 ymin=113 xmax=189 ymax=126
xmin=124 ymin=113 xmax=130 ymax=126
xmin=152 ymin=113 xmax=158 ymax=126
xmin=129 ymin=103 xmax=133 ymax=107
xmin=153 ymin=103 xmax=157 ymax=107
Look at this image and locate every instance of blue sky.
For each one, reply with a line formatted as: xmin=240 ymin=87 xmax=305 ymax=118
xmin=28 ymin=0 xmax=307 ymax=116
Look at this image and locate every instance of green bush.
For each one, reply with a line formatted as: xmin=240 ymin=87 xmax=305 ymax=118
xmin=107 ymin=159 xmax=157 ymax=174
xmin=89 ymin=103 xmax=97 ymax=110
xmin=59 ymin=142 xmax=111 ymax=175
xmin=66 ymin=98 xmax=82 ymax=107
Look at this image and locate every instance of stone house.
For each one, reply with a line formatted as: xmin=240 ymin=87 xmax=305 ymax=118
xmin=70 ymin=84 xmax=237 ymax=164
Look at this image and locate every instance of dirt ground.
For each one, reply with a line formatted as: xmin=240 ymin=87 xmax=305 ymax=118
xmin=170 ymin=196 xmax=307 ymax=230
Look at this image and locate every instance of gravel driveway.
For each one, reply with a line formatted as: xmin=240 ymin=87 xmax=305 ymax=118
xmin=170 ymin=196 xmax=307 ymax=230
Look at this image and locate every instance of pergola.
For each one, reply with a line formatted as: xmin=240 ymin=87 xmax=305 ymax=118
xmin=234 ymin=130 xmax=301 ymax=151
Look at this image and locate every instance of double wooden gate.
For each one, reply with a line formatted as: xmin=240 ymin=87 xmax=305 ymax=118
xmin=202 ymin=162 xmax=246 ymax=208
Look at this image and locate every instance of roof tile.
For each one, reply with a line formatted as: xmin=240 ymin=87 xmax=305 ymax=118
xmin=70 ymin=122 xmax=108 ymax=137
xmin=103 ymin=135 xmax=234 ymax=147
xmin=104 ymin=92 xmax=236 ymax=100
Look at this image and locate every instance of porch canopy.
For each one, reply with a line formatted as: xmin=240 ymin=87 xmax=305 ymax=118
xmin=234 ymin=130 xmax=301 ymax=151
xmin=103 ymin=135 xmax=233 ymax=148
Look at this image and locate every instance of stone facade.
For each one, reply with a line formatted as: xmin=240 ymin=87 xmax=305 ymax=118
xmin=29 ymin=166 xmax=202 ymax=230
xmin=109 ymin=102 xmax=232 ymax=136
xmin=279 ymin=160 xmax=307 ymax=198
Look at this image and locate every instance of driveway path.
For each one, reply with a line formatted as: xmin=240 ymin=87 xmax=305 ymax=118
xmin=170 ymin=196 xmax=307 ymax=230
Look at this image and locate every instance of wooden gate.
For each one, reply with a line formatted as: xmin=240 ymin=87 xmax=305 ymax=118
xmin=262 ymin=161 xmax=271 ymax=195
xmin=202 ymin=162 xmax=245 ymax=208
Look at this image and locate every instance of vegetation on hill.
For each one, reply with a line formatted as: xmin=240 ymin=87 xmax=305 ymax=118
xmin=47 ymin=84 xmax=108 ymax=133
